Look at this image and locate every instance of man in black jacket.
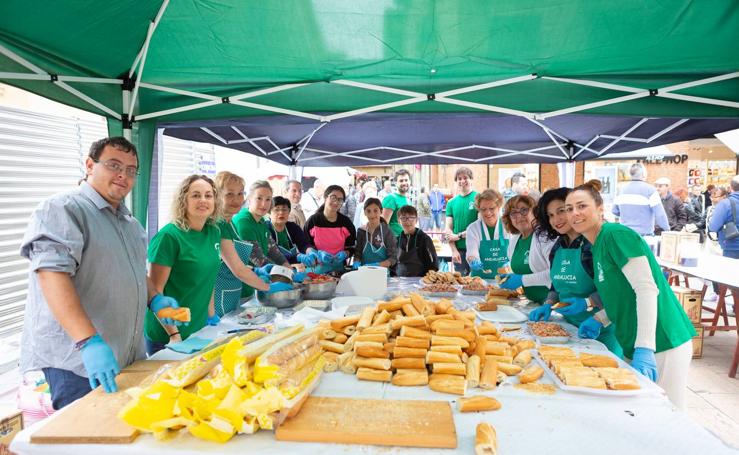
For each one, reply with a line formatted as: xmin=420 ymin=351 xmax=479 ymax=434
xmin=655 ymin=177 xmax=687 ymax=233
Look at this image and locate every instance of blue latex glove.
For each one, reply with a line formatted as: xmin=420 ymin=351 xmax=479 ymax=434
xmin=499 ymin=273 xmax=523 ymax=290
xmin=292 ymin=271 xmax=307 ymax=283
xmin=259 ymin=274 xmax=271 ymax=284
xmin=317 ymin=250 xmax=333 ymax=264
xmin=207 ymin=314 xmax=220 ymax=326
xmin=578 ymin=316 xmax=603 ymax=339
xmin=365 ymin=262 xmax=380 ymax=267
xmin=529 ymin=304 xmax=552 ymax=322
xmin=352 ymin=261 xmax=362 ymax=270
xmin=631 ymin=347 xmax=659 ymax=382
xmin=334 ymin=251 xmax=348 ymax=262
xmin=554 ymin=297 xmax=588 ymax=316
xmin=469 ymin=259 xmax=483 ymax=272
xmin=268 ymin=282 xmax=294 ymax=294
xmin=254 ymin=264 xmax=274 ymax=278
xmin=80 ymin=334 xmax=120 ymax=393
xmin=150 ymin=294 xmax=184 ymax=326
xmin=297 ymin=252 xmax=317 ymax=267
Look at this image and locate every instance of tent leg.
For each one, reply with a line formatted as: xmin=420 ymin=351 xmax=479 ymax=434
xmin=558 ymin=162 xmax=576 ymax=187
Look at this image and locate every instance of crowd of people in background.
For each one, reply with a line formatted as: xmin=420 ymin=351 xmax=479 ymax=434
xmin=17 ymin=136 xmax=739 ymax=414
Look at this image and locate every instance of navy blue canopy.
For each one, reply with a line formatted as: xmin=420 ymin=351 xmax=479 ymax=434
xmin=161 ymin=113 xmax=739 ymax=166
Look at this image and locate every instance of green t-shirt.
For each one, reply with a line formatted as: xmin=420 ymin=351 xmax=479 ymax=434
xmin=217 ymin=218 xmax=254 ymax=299
xmin=510 ymin=234 xmax=549 ymax=303
xmin=446 ymin=191 xmax=478 ymax=249
xmin=276 ymin=228 xmax=291 ymax=250
xmin=231 ymin=208 xmax=271 ymax=256
xmin=382 ymin=192 xmax=409 ymax=236
xmin=592 ymin=223 xmax=696 ymax=358
xmin=145 ymin=222 xmax=224 ymax=343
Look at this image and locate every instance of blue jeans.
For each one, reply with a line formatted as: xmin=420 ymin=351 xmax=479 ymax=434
xmin=42 ymin=367 xmax=92 ymax=410
xmin=145 ymin=336 xmax=168 ymax=357
xmin=432 ymin=211 xmax=444 ymax=230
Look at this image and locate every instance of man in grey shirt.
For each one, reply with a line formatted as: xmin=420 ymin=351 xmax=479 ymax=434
xmin=20 ymin=137 xmax=180 ymax=409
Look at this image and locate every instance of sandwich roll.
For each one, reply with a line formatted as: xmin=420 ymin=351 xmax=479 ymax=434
xmin=429 ymin=373 xmax=467 ymax=395
xmin=391 ymin=357 xmax=426 ymax=369
xmin=320 ymin=340 xmax=345 ymax=354
xmin=396 ymin=336 xmax=431 ymax=349
xmin=355 ymin=345 xmax=391 ymax=359
xmin=355 ymin=333 xmax=388 ymax=343
xmin=393 ymin=346 xmax=428 ymax=359
xmin=400 ymin=325 xmax=432 ymax=340
xmin=458 ymin=395 xmax=502 ymax=412
xmin=391 ymin=368 xmax=429 ymax=386
xmin=432 ymin=362 xmax=467 ymax=376
xmin=356 ymin=306 xmax=377 ymax=330
xmin=402 ymin=303 xmax=420 ymax=317
xmin=430 ymin=345 xmax=463 ymax=355
xmin=372 ymin=310 xmax=392 ymax=326
xmin=466 ymin=354 xmax=481 ymax=388
xmin=518 ymin=365 xmax=545 ymax=384
xmin=333 ymin=333 xmax=348 ymax=344
xmin=356 ymin=367 xmax=392 ymax=382
xmin=330 ymin=314 xmax=361 ymax=330
xmin=426 ymin=351 xmax=462 ymax=364
xmin=352 ymin=356 xmax=392 ymax=370
xmin=475 ymin=423 xmax=497 ymax=455
xmin=479 ymin=359 xmax=498 ymax=390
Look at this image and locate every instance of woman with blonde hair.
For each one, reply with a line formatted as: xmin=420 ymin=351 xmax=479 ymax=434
xmin=466 ymin=189 xmax=510 ymax=279
xmin=498 ymin=194 xmax=556 ymax=302
xmin=211 ymin=171 xmax=272 ymax=317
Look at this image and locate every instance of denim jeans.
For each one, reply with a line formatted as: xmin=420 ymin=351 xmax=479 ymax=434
xmin=432 ymin=211 xmax=445 ymax=230
xmin=42 ymin=367 xmax=92 ymax=410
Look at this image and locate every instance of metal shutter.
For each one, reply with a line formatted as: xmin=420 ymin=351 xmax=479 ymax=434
xmin=0 ymin=105 xmax=106 ymax=339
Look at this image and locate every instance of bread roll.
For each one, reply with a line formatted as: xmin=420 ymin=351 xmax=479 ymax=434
xmin=391 ymin=357 xmax=426 ymax=369
xmin=391 ymin=368 xmax=429 ymax=386
xmin=458 ymin=395 xmax=501 ymax=412
xmin=428 ymin=373 xmax=467 ymax=395
xmin=518 ymin=365 xmax=544 ymax=384
xmin=356 ymin=367 xmax=392 ymax=382
xmin=466 ymin=355 xmax=481 ymax=388
xmin=475 ymin=422 xmax=497 ymax=455
xmin=432 ymin=362 xmax=467 ymax=375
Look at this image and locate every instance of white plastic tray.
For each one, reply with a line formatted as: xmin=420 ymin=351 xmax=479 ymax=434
xmin=472 ymin=305 xmax=528 ymax=323
xmin=532 ymin=348 xmax=664 ymax=397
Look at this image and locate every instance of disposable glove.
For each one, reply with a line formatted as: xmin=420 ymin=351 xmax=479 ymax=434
xmin=297 ymin=253 xmax=317 ymax=266
xmin=365 ymin=262 xmax=380 ymax=267
xmin=352 ymin=261 xmax=362 ymax=270
xmin=577 ymin=316 xmax=602 ymax=339
xmin=207 ymin=314 xmax=221 ymax=326
xmin=292 ymin=271 xmax=307 ymax=283
xmin=254 ymin=264 xmax=274 ymax=278
xmin=529 ymin=304 xmax=552 ymax=322
xmin=268 ymin=282 xmax=294 ymax=294
xmin=317 ymin=250 xmax=334 ymax=264
xmin=469 ymin=259 xmax=483 ymax=272
xmin=334 ymin=251 xmax=348 ymax=262
xmin=150 ymin=294 xmax=184 ymax=326
xmin=499 ymin=273 xmax=523 ymax=290
xmin=80 ymin=334 xmax=120 ymax=393
xmin=631 ymin=347 xmax=658 ymax=382
xmin=555 ymin=297 xmax=588 ymax=316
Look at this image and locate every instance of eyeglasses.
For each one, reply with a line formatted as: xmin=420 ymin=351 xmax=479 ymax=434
xmin=272 ymin=207 xmax=290 ymax=213
xmin=509 ymin=207 xmax=530 ymax=218
xmin=328 ymin=194 xmax=345 ymax=203
xmin=93 ymin=159 xmax=139 ymax=178
xmin=399 ymin=216 xmax=417 ymax=222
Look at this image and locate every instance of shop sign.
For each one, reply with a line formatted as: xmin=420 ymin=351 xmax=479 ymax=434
xmin=637 ymin=154 xmax=688 ymax=165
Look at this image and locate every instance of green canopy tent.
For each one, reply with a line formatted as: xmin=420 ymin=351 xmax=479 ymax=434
xmin=1 ymin=0 xmax=738 ymax=224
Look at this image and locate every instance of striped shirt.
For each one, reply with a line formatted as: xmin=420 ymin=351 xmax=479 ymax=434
xmin=612 ymin=180 xmax=670 ymax=235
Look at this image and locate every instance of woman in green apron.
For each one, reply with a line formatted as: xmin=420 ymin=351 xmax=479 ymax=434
xmin=566 ymin=179 xmax=695 ymax=409
xmin=466 ymin=189 xmax=510 ymax=279
xmin=212 ymin=172 xmax=272 ymax=317
xmin=528 ymin=187 xmax=622 ymax=357
xmin=267 ymin=196 xmax=310 ymax=266
xmin=353 ymin=198 xmax=397 ymax=268
xmin=499 ymin=195 xmax=555 ymax=302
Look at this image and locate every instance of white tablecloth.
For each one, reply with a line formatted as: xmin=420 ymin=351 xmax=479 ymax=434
xmin=11 ymin=279 xmax=738 ymax=455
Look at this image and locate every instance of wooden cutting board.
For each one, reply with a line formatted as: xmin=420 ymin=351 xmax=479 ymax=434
xmin=31 ymin=360 xmax=171 ymax=444
xmin=275 ymin=396 xmax=457 ymax=449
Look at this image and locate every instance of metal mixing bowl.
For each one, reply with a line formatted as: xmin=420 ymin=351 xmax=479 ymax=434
xmin=301 ymin=279 xmax=338 ymax=300
xmin=256 ymin=287 xmax=303 ymax=309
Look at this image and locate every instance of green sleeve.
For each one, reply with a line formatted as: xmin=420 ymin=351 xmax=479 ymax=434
xmin=218 ymin=220 xmax=235 ymax=240
xmin=382 ymin=194 xmax=397 ymax=211
xmin=604 ymin=228 xmax=648 ymax=269
xmin=148 ymin=228 xmax=178 ymax=266
xmin=446 ymin=197 xmax=457 ymax=218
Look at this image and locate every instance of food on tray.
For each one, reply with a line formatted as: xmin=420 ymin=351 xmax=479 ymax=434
xmin=477 ymin=301 xmax=498 ymax=312
xmin=421 ymin=270 xmax=477 ymax=285
xmin=537 ymin=345 xmax=641 ymax=391
xmin=304 ymin=272 xmax=334 ymax=283
xmin=475 ymin=422 xmax=498 ymax=455
xmin=461 ymin=277 xmax=489 ymax=291
xmin=420 ymin=283 xmax=458 ymax=294
xmin=528 ymin=322 xmax=570 ymax=338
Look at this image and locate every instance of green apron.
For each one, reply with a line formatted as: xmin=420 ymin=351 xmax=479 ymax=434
xmin=550 ymin=241 xmax=623 ymax=357
xmin=510 ymin=234 xmax=549 ymax=303
xmin=471 ymin=220 xmax=509 ymax=280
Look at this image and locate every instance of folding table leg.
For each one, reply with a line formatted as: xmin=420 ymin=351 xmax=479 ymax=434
xmin=709 ymin=285 xmax=727 ymax=337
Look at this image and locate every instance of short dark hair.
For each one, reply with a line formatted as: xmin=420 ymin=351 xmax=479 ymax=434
xmin=397 ymin=204 xmax=418 ymax=217
xmin=454 ymin=167 xmax=473 ymax=181
xmin=272 ymin=195 xmax=291 ymax=211
xmin=511 ymin=172 xmax=526 ymax=185
xmin=394 ymin=169 xmax=411 ymax=181
xmin=89 ymin=137 xmax=137 ymax=161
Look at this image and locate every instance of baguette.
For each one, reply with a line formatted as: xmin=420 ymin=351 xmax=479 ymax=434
xmin=485 ymin=342 xmax=513 ymax=356
xmin=352 ymin=341 xmax=384 ymax=351
xmin=396 ymin=336 xmax=430 ymax=349
xmin=355 ymin=333 xmax=388 ymax=343
xmin=352 ymin=356 xmax=392 ymax=370
xmin=330 ymin=314 xmax=361 ymax=330
xmin=399 ymin=325 xmax=432 ymax=340
xmin=376 ymin=301 xmax=404 ymax=312
xmin=355 ymin=345 xmax=391 ymax=359
xmin=431 ymin=318 xmax=465 ymax=332
xmin=409 ymin=293 xmax=428 ymax=314
xmin=435 ymin=327 xmax=476 ymax=343
xmin=356 ymin=306 xmax=377 ymax=330
xmin=497 ymin=362 xmax=523 ymax=376
xmin=390 ymin=315 xmax=428 ymax=331
xmin=428 ymin=373 xmax=467 ymax=395
xmin=338 ymin=352 xmax=356 ymax=374
xmin=343 ymin=332 xmax=359 ymax=352
xmin=319 ymin=340 xmax=345 ymax=354
xmin=486 ymin=354 xmax=514 ymax=364
xmin=372 ymin=310 xmax=392 ymax=326
xmin=458 ymin=395 xmax=502 ymax=412
xmin=402 ymin=303 xmax=420 ymax=317
xmin=466 ymin=354 xmax=481 ymax=388
xmin=431 ymin=335 xmax=470 ymax=348
xmin=474 ymin=336 xmax=488 ymax=365
xmin=333 ymin=333 xmax=348 ymax=344
xmin=434 ymin=300 xmax=454 ymax=314
xmin=394 ymin=346 xmax=428 ymax=359
xmin=479 ymin=359 xmax=498 ymax=390
xmin=513 ymin=349 xmax=532 ymax=368
xmin=475 ymin=423 xmax=497 ymax=455
xmin=518 ymin=365 xmax=544 ymax=384
xmin=322 ymin=352 xmax=339 ymax=372
xmin=156 ymin=306 xmax=191 ymax=323
xmin=391 ymin=368 xmax=429 ymax=386
xmin=362 ymin=323 xmax=392 ymax=335
xmin=426 ymin=350 xmax=461 ymax=364
xmin=356 ymin=367 xmax=392 ymax=382
xmin=319 ymin=329 xmax=337 ymax=340
xmin=430 ymin=345 xmax=463 ymax=355
xmin=342 ymin=325 xmax=357 ymax=336
xmin=426 ymin=314 xmax=455 ymax=324
xmin=391 ymin=357 xmax=427 ymax=369
xmin=383 ymin=341 xmax=396 ymax=352
xmin=432 ymin=362 xmax=467 ymax=375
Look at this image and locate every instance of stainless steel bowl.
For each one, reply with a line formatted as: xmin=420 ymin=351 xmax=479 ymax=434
xmin=256 ymin=288 xmax=303 ymax=309
xmin=301 ymin=279 xmax=338 ymax=300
